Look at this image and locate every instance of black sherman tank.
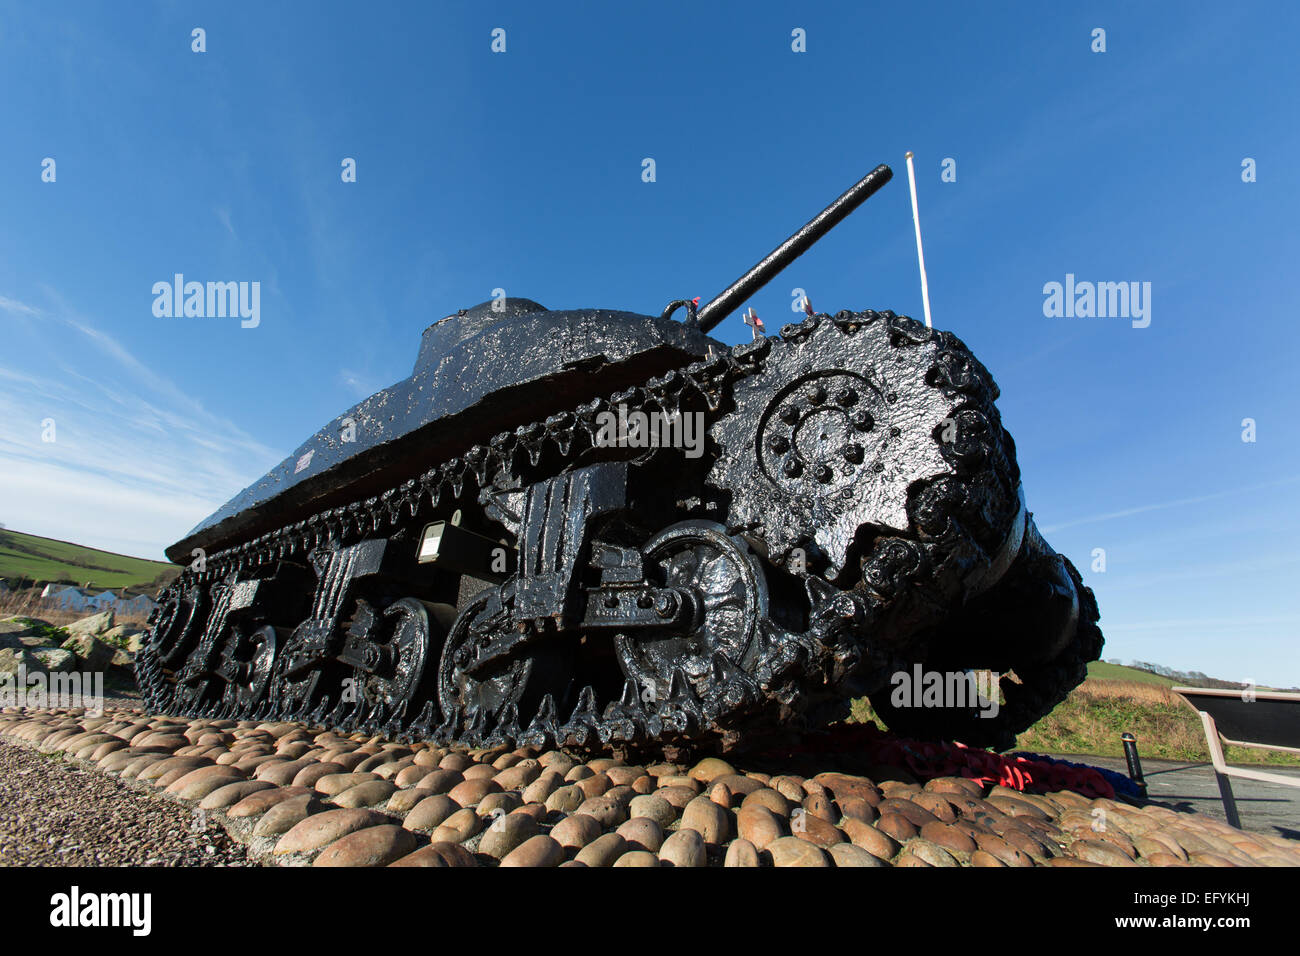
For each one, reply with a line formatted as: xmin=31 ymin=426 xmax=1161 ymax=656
xmin=139 ymin=165 xmax=1103 ymax=755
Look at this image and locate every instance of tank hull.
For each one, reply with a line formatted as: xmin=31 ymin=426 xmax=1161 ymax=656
xmin=141 ymin=306 xmax=1102 ymax=756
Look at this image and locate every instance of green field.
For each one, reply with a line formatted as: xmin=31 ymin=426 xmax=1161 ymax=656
xmin=1085 ymin=660 xmax=1177 ymax=687
xmin=0 ymin=529 xmax=178 ymax=592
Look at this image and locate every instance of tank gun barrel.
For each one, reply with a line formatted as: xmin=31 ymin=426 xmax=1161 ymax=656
xmin=692 ymin=163 xmax=893 ymax=334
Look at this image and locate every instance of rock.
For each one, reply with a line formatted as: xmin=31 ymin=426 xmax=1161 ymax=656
xmin=627 ymin=794 xmax=678 ymax=829
xmin=905 ymin=839 xmax=961 ymax=867
xmin=332 ymin=780 xmax=397 ymax=808
xmin=741 ymin=788 xmax=793 ymax=817
xmin=165 ymin=765 xmax=247 ymax=800
xmin=616 ymin=817 xmax=665 ymax=853
xmin=494 ymin=763 xmax=541 ymax=791
xmin=575 ymin=833 xmax=628 ymax=867
xmin=737 ymin=804 xmax=786 ymax=850
xmin=658 ymin=828 xmax=707 ymax=867
xmin=429 ymin=807 xmax=482 ymax=844
xmin=613 ymin=850 xmax=660 ymax=867
xmin=413 ymin=769 xmax=464 ymax=795
xmin=314 ymin=825 xmax=417 ymax=867
xmin=33 ymin=649 xmax=76 ymax=673
xmin=448 ymin=777 xmax=502 ymax=808
xmin=228 ymin=786 xmax=312 ymax=818
xmin=841 ymin=817 xmax=900 ymax=861
xmin=724 ymin=839 xmax=761 ymax=867
xmin=576 ymin=794 xmax=627 ymax=829
xmin=478 ymin=813 xmax=539 ymax=860
xmin=791 ymin=810 xmax=845 ymax=848
xmin=198 ymin=780 xmax=276 ymax=810
xmin=65 ymin=610 xmax=114 ymax=638
xmin=403 ymin=794 xmax=460 ymax=831
xmin=767 ymin=836 xmax=830 ymax=867
xmin=829 ymin=843 xmax=889 ymax=867
xmin=875 ymin=812 xmax=918 ymax=842
xmin=974 ymin=832 xmax=1035 ymax=867
xmin=138 ymin=756 xmax=211 ymax=783
xmin=58 ymin=632 xmax=114 ymax=672
xmin=920 ymin=821 xmax=977 ymax=855
xmin=653 ymin=786 xmax=699 ymax=810
xmin=500 ymin=835 xmax=565 ymax=868
xmin=681 ymin=795 xmax=732 ymax=845
xmin=314 ymin=771 xmax=381 ymax=796
xmin=813 ymin=772 xmax=880 ymax=805
xmin=390 ymin=842 xmax=479 ymax=867
xmin=254 ymin=795 xmax=324 ymax=837
xmin=550 ymin=813 xmax=602 ymax=851
xmin=275 ymin=808 xmax=391 ymax=855
xmin=1072 ymin=839 xmax=1139 ymax=867
xmin=0 ymin=647 xmax=44 ymax=677
xmin=687 ymin=757 xmax=735 ymax=785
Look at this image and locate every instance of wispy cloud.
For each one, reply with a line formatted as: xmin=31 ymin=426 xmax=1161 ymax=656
xmin=1038 ymin=474 xmax=1300 ymax=534
xmin=0 ymin=293 xmax=282 ymax=559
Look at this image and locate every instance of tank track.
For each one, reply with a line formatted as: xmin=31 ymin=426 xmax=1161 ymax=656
xmin=138 ymin=308 xmax=1100 ymax=755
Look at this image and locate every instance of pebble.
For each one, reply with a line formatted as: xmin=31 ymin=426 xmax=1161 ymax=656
xmin=658 ymin=828 xmax=707 ymax=867
xmin=724 ymin=838 xmax=761 ymax=867
xmin=681 ymin=795 xmax=732 ymax=844
xmin=767 ymin=836 xmax=830 ymax=867
xmin=314 ymin=824 xmax=417 ymax=867
xmin=477 ymin=812 xmax=539 ymax=859
xmin=390 ymin=842 xmax=479 ymax=867
xmin=616 ymin=817 xmax=665 ymax=853
xmin=430 ymin=807 xmax=482 ymax=844
xmin=501 ymin=835 xmax=565 ymax=867
xmin=737 ymin=804 xmax=786 ymax=850
xmin=198 ymin=780 xmax=275 ymax=810
xmin=550 ymin=812 xmax=602 ymax=850
xmin=828 ymin=843 xmax=889 ymax=867
xmin=613 ymin=850 xmax=660 ymax=867
xmin=228 ymin=786 xmax=311 ymax=818
xmin=332 ymin=779 xmax=397 ymax=808
xmin=447 ymin=777 xmax=501 ymax=808
xmin=253 ymin=794 xmax=324 ymax=837
xmin=627 ymin=794 xmax=678 ymax=829
xmin=575 ymin=833 xmax=627 ymax=867
xmin=687 ymin=757 xmax=735 ymax=785
xmin=275 ymin=808 xmax=392 ymax=855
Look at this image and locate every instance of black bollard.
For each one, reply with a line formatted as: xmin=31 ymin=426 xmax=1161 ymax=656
xmin=1121 ymin=732 xmax=1148 ymax=797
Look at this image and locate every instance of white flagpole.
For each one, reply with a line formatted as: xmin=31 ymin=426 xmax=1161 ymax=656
xmin=905 ymin=151 xmax=933 ymax=329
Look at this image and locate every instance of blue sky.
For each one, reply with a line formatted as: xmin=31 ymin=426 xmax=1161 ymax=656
xmin=1 ymin=3 xmax=1297 ymax=685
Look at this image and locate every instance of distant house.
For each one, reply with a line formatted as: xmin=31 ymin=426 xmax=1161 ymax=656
xmin=39 ymin=585 xmax=157 ymax=617
xmin=41 ymin=584 xmax=100 ymax=612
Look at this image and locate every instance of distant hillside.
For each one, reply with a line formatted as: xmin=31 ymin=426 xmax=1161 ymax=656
xmin=0 ymin=529 xmax=178 ymax=593
xmin=1086 ymin=660 xmax=1176 ymax=687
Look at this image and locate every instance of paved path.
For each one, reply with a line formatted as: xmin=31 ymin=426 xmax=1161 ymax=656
xmin=1056 ymin=753 xmax=1300 ymax=840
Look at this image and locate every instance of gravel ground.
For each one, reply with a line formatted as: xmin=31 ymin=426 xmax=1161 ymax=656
xmin=0 ymin=739 xmax=255 ymax=866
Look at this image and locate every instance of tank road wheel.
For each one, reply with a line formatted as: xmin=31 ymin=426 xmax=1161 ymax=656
xmin=220 ymin=624 xmax=280 ymax=714
xmin=355 ymin=598 xmax=446 ymax=717
xmin=150 ymin=583 xmax=205 ymax=669
xmin=437 ymin=593 xmax=571 ymax=743
xmin=614 ymin=521 xmax=768 ymax=731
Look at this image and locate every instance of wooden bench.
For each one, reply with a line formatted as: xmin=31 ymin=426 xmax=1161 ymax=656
xmin=1172 ymin=686 xmax=1300 ymax=829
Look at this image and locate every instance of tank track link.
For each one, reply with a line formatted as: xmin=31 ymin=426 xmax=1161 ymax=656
xmin=138 ymin=308 xmax=1100 ymax=756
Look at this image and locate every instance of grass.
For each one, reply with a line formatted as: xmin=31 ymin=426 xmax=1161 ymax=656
xmin=0 ymin=529 xmax=178 ymax=592
xmin=851 ymin=677 xmax=1300 ymax=767
xmin=1085 ymin=660 xmax=1176 ymax=687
